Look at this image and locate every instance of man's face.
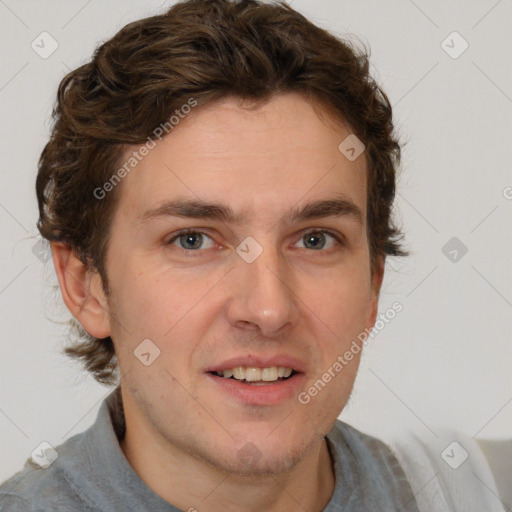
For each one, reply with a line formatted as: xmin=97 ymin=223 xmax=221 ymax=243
xmin=101 ymin=92 xmax=382 ymax=475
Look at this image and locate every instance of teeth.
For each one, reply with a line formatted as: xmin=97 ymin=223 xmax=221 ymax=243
xmin=261 ymin=367 xmax=277 ymax=381
xmin=232 ymin=367 xmax=245 ymax=380
xmin=215 ymin=366 xmax=294 ymax=382
xmin=223 ymin=368 xmax=234 ymax=378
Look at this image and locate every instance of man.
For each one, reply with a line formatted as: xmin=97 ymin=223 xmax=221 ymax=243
xmin=0 ymin=1 xmax=503 ymax=511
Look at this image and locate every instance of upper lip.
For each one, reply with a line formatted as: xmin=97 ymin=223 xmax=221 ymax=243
xmin=206 ymin=355 xmax=306 ymax=373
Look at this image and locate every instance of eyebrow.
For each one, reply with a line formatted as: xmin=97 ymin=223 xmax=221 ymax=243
xmin=140 ymin=195 xmax=364 ymax=226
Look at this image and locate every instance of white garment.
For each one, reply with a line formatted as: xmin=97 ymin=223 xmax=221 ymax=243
xmin=389 ymin=429 xmax=507 ymax=512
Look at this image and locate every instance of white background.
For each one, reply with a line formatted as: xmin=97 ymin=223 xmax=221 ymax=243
xmin=1 ymin=0 xmax=511 ymax=482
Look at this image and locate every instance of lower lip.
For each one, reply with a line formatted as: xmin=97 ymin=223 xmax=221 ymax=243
xmin=205 ymin=372 xmax=305 ymax=406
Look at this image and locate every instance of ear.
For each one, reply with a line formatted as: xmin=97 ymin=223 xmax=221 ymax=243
xmin=50 ymin=242 xmax=111 ymax=339
xmin=367 ymin=255 xmax=385 ymax=328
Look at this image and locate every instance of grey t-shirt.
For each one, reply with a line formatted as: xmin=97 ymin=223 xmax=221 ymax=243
xmin=0 ymin=387 xmax=419 ymax=511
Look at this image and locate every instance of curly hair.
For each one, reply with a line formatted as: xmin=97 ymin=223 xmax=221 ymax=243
xmin=36 ymin=0 xmax=407 ymax=386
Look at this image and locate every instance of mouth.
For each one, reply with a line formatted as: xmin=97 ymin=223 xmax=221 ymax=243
xmin=208 ymin=366 xmax=299 ymax=385
xmin=205 ymin=364 xmax=305 ymax=405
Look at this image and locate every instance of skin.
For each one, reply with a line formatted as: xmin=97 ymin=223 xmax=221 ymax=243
xmin=52 ymin=92 xmax=384 ymax=512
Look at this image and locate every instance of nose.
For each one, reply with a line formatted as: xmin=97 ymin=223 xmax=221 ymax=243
xmin=224 ymin=240 xmax=300 ymax=338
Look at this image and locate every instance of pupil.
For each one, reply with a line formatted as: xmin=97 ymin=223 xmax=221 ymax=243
xmin=181 ymin=233 xmax=202 ymax=250
xmin=305 ymin=233 xmax=325 ymax=249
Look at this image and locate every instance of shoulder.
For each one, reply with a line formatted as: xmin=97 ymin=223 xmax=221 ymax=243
xmin=476 ymin=438 xmax=512 ymax=510
xmin=387 ymin=428 xmax=508 ymax=512
xmin=329 ymin=420 xmax=410 ymax=480
xmin=326 ymin=420 xmax=420 ymax=511
xmin=0 ymin=431 xmax=97 ymax=512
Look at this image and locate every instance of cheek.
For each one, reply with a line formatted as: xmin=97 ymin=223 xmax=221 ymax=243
xmin=108 ymin=259 xmax=223 ymax=370
xmin=107 ymin=262 xmax=197 ymax=342
xmin=306 ymin=266 xmax=372 ymax=330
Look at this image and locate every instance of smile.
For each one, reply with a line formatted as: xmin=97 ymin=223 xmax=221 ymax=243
xmin=211 ymin=366 xmax=295 ymax=383
xmin=206 ymin=368 xmax=304 ymax=405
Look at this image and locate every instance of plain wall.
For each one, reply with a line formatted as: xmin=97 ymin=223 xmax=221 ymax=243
xmin=1 ymin=0 xmax=511 ymax=482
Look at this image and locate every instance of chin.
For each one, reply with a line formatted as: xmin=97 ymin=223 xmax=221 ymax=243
xmin=193 ymin=435 xmax=315 ymax=477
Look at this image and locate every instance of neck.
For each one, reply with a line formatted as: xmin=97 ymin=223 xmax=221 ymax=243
xmin=119 ymin=400 xmax=335 ymax=512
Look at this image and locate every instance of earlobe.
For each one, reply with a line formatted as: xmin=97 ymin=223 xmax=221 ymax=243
xmin=368 ymin=256 xmax=385 ymax=327
xmin=50 ymin=242 xmax=111 ymax=339
xmin=372 ymin=256 xmax=385 ymax=297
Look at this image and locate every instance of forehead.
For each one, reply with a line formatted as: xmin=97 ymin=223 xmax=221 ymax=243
xmin=114 ymin=93 xmax=367 ymax=226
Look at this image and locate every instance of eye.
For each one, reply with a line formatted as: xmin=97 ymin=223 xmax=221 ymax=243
xmin=295 ymin=230 xmax=343 ymax=251
xmin=167 ymin=230 xmax=216 ymax=251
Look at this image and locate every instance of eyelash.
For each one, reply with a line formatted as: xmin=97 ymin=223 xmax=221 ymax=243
xmin=165 ymin=228 xmax=345 ymax=254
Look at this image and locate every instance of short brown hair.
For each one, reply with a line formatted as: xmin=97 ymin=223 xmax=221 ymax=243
xmin=36 ymin=0 xmax=407 ymax=385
